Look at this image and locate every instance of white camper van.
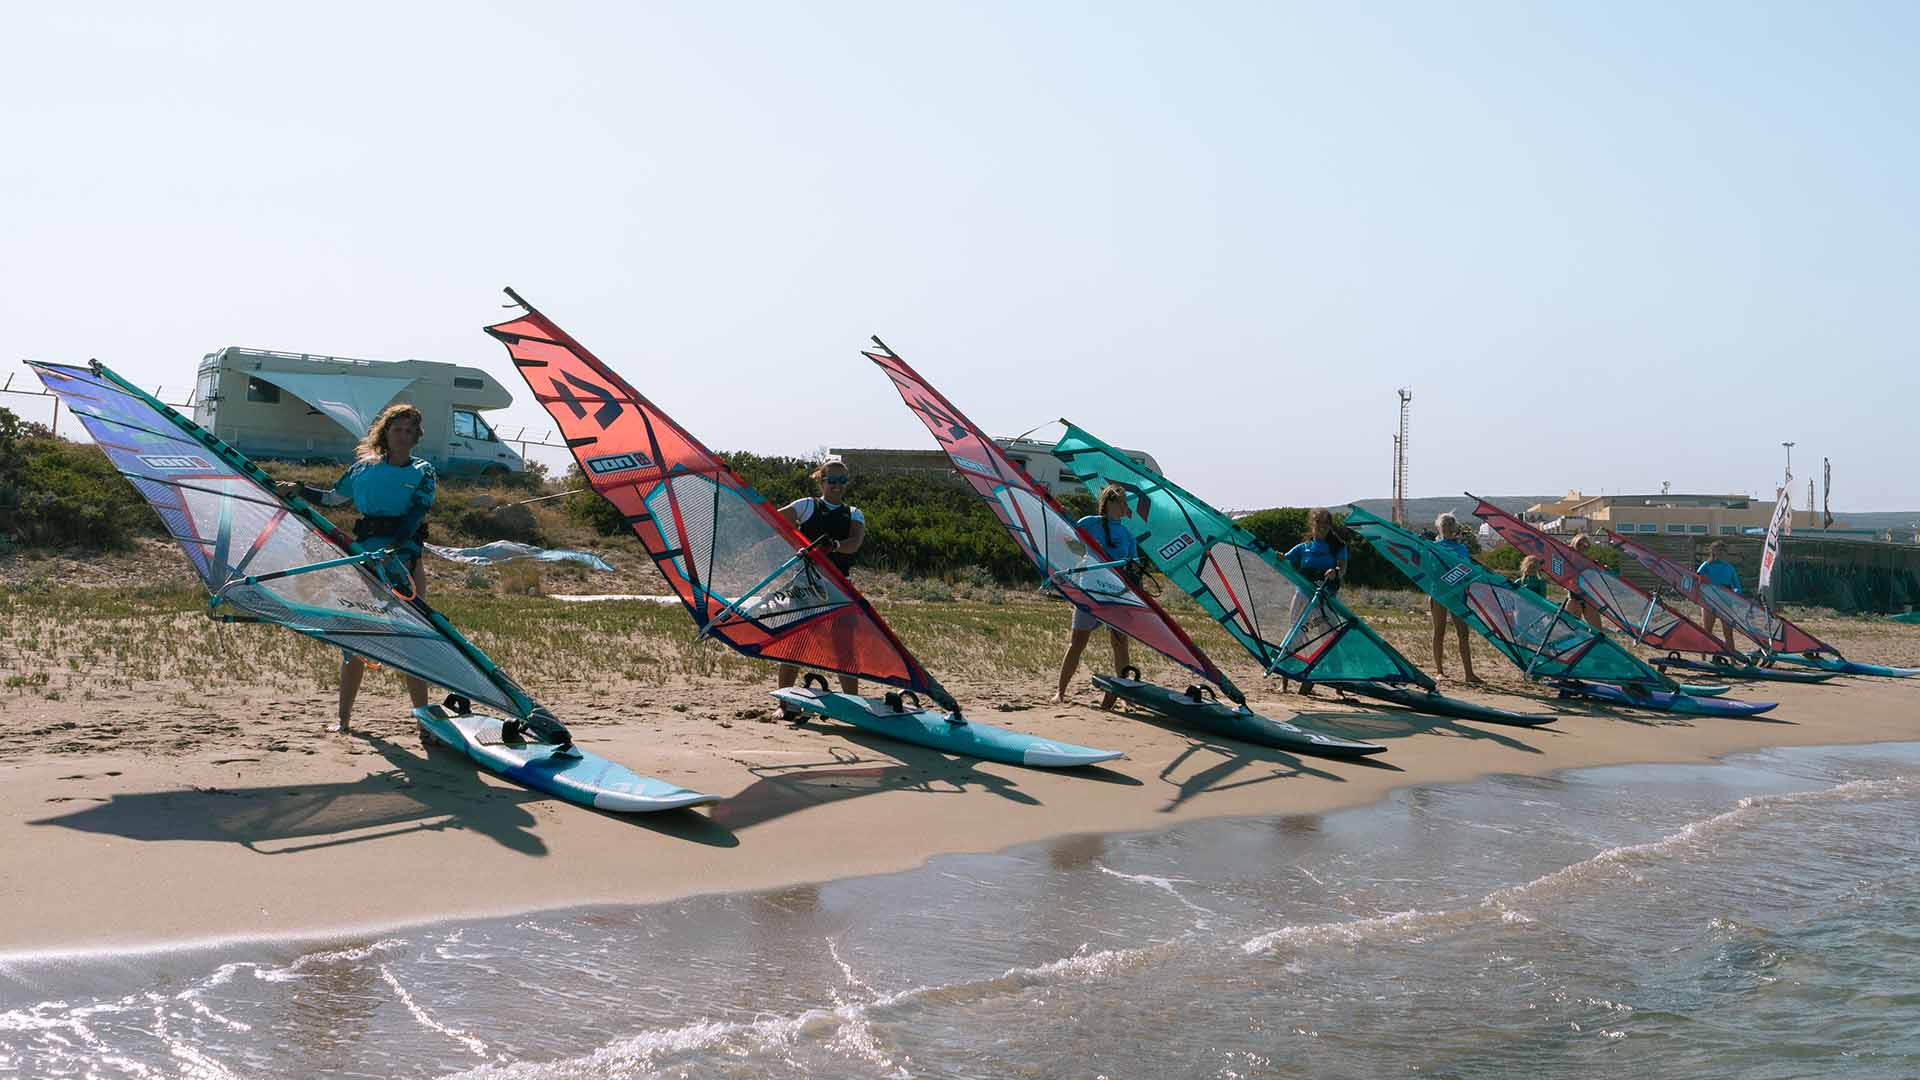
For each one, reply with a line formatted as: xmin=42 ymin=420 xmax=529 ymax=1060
xmin=192 ymin=347 xmax=527 ymax=477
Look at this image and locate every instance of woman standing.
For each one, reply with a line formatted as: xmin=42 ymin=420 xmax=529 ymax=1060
xmin=1512 ymin=555 xmax=1549 ymax=596
xmin=1284 ymin=508 xmax=1349 ymax=590
xmin=277 ymin=403 xmax=435 ymax=732
xmin=1054 ymin=484 xmax=1137 ymax=706
xmin=775 ymin=456 xmax=866 ymax=696
xmin=1565 ymin=534 xmax=1606 ymax=629
xmin=1280 ymin=507 xmax=1349 ymax=695
xmin=1695 ymin=540 xmax=1743 ymax=651
xmin=1430 ymin=513 xmax=1485 ymax=686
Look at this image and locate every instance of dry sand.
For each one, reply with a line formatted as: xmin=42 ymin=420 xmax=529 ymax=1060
xmin=4 ymin=655 xmax=1915 ymax=956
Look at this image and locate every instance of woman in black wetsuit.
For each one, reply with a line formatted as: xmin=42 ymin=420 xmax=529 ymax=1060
xmin=775 ymin=456 xmax=867 ymax=696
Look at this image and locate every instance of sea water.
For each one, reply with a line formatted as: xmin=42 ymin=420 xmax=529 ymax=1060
xmin=3 ymin=741 xmax=1917 ymax=1079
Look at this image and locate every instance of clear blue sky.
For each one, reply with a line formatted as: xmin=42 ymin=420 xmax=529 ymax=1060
xmin=5 ymin=2 xmax=1914 ymax=509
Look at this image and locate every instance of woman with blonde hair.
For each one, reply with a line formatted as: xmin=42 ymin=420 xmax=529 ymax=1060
xmin=1429 ymin=513 xmax=1485 ymax=686
xmin=1055 ymin=483 xmax=1137 ymax=706
xmin=277 ymin=402 xmax=436 ymax=731
xmin=1565 ymin=534 xmax=1605 ymax=629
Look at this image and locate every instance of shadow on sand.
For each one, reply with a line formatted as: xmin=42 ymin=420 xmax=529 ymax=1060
xmin=710 ymin=719 xmax=1140 ymax=831
xmin=30 ymin=732 xmax=736 ymax=853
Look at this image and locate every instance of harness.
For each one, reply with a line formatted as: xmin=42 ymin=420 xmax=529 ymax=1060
xmin=798 ymin=498 xmax=856 ymax=572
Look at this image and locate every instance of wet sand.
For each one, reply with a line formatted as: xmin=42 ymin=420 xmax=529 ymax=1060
xmin=4 ymin=659 xmax=1916 ymax=954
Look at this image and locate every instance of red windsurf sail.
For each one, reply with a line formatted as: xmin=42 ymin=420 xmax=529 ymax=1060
xmin=1472 ymin=495 xmax=1733 ymax=656
xmin=488 ymin=292 xmax=956 ymax=712
xmin=864 ymin=337 xmax=1242 ymax=703
xmin=1609 ymin=532 xmax=1833 ymax=657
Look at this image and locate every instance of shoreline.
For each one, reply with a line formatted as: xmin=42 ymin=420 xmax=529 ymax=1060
xmin=6 ymin=672 xmax=1916 ymax=956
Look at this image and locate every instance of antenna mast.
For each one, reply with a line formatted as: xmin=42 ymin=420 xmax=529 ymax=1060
xmin=1392 ymin=389 xmax=1412 ymax=525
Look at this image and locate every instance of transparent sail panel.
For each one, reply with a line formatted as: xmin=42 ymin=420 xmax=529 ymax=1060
xmin=995 ymin=486 xmax=1142 ymax=607
xmin=648 ymin=474 xmax=852 ymax=631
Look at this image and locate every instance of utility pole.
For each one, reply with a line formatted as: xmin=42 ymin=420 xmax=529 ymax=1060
xmin=1781 ymin=441 xmax=1794 ymax=485
xmin=1392 ymin=389 xmax=1411 ymax=526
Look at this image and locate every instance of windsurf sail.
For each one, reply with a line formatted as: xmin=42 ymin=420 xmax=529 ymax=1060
xmin=864 ymin=339 xmax=1242 ymax=703
xmin=486 ymin=292 xmax=956 ymax=713
xmin=1607 ymin=532 xmax=1837 ymax=658
xmin=1759 ymin=489 xmax=1792 ymax=598
xmin=27 ymin=360 xmax=547 ymax=726
xmin=1052 ymin=421 xmax=1432 ymax=690
xmin=1344 ymin=504 xmax=1676 ymax=691
xmin=1470 ymin=495 xmax=1733 ymax=656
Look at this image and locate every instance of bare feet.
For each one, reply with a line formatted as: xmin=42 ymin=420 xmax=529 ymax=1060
xmin=1463 ymin=675 xmax=1487 ymax=688
xmin=335 ymin=716 xmax=350 ymax=734
xmin=1051 ymin=691 xmax=1068 ymax=704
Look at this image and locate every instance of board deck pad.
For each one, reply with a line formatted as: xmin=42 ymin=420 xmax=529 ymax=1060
xmin=414 ymin=705 xmax=720 ymax=812
xmin=770 ymin=687 xmax=1122 ymax=768
xmin=1091 ymin=675 xmax=1386 ymax=757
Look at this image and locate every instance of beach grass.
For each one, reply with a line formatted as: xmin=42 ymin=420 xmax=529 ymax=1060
xmin=5 ymin=566 xmax=1915 ymax=708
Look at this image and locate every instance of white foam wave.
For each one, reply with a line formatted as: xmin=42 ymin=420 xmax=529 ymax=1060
xmin=379 ymin=964 xmax=491 ymax=1059
xmin=256 ymin=938 xmax=409 ymax=983
xmin=1242 ymin=908 xmax=1462 ymax=954
xmin=1097 ymin=865 xmax=1215 ymax=918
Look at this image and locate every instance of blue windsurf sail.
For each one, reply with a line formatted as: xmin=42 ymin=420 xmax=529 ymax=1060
xmin=28 ymin=361 xmax=544 ymax=725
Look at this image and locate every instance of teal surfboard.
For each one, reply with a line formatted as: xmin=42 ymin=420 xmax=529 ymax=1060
xmin=1091 ymin=675 xmax=1386 ymax=757
xmin=770 ymin=687 xmax=1123 ymax=768
xmin=1777 ymin=654 xmax=1920 ymax=678
xmin=414 ymin=704 xmax=721 ymax=812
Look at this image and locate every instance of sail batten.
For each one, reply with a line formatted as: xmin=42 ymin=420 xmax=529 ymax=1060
xmin=864 ymin=344 xmax=1241 ymax=702
xmin=488 ymin=299 xmax=954 ymax=711
xmin=1471 ymin=496 xmax=1732 ymax=656
xmin=1345 ymin=504 xmax=1676 ymax=691
xmin=1608 ymin=532 xmax=1833 ymax=657
xmin=28 ymin=361 xmax=535 ymax=720
xmin=1054 ymin=423 xmax=1435 ymax=691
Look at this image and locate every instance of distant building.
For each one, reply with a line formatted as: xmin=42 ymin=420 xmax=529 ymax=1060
xmin=830 ymin=437 xmax=1160 ymax=495
xmin=1523 ymin=491 xmax=1835 ymax=539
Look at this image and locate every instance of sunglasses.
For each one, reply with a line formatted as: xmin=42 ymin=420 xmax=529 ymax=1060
xmin=821 ymin=475 xmax=850 ymax=485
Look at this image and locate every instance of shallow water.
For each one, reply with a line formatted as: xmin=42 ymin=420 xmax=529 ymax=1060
xmin=4 ymin=741 xmax=1918 ymax=1079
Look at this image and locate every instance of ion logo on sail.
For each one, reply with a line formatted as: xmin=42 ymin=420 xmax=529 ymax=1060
xmin=1442 ymin=565 xmax=1473 ymax=585
xmin=1158 ymin=533 xmax=1197 ymax=560
xmin=586 ymin=452 xmax=656 ymax=476
xmin=138 ymin=454 xmax=213 ymax=471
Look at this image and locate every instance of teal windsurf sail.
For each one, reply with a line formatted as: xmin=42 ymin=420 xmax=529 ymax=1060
xmin=1052 ymin=423 xmax=1431 ymax=689
xmin=1343 ymin=504 xmax=1676 ymax=692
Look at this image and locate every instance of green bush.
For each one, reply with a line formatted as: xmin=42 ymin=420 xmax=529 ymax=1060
xmin=9 ymin=431 xmax=164 ymax=549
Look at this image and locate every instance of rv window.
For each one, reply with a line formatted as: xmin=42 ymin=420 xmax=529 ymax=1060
xmin=454 ymin=376 xmax=484 ymax=390
xmin=453 ymin=410 xmax=496 ymax=441
xmin=246 ymin=379 xmax=280 ymax=404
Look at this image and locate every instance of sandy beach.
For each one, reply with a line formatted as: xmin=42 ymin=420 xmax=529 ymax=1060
xmin=4 ymin=625 xmax=1915 ymax=956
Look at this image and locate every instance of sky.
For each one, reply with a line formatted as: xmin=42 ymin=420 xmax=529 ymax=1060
xmin=4 ymin=1 xmax=1915 ymax=510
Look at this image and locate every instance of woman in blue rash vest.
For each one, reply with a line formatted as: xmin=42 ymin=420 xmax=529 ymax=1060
xmin=1279 ymin=508 xmax=1349 ymax=695
xmin=1428 ymin=513 xmax=1486 ymax=686
xmin=1696 ymin=540 xmax=1743 ymax=652
xmin=774 ymin=456 xmax=867 ymax=696
xmin=1054 ymin=484 xmax=1137 ymax=707
xmin=1284 ymin=508 xmax=1349 ymax=589
xmin=275 ymin=403 xmax=435 ymax=732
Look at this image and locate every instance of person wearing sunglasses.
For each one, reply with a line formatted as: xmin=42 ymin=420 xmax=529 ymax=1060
xmin=775 ymin=456 xmax=866 ymax=695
